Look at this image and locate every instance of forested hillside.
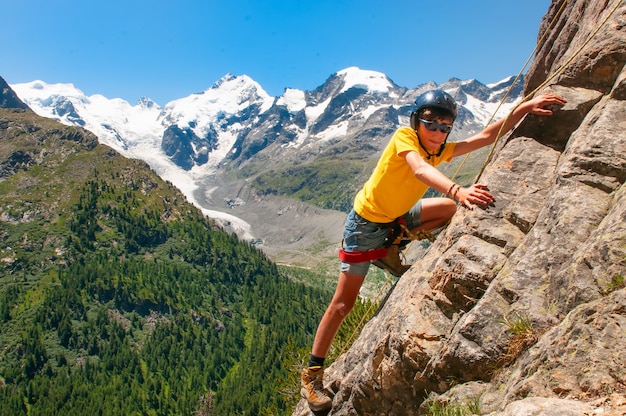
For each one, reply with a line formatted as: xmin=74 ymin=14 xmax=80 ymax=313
xmin=0 ymin=107 xmax=365 ymax=415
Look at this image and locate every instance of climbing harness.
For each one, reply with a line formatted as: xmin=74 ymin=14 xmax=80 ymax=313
xmin=337 ymin=218 xmax=436 ymax=263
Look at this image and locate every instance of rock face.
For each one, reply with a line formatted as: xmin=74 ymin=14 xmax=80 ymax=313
xmin=294 ymin=0 xmax=626 ymax=414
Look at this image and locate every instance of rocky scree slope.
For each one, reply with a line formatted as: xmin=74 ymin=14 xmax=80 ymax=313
xmin=293 ymin=0 xmax=626 ymax=415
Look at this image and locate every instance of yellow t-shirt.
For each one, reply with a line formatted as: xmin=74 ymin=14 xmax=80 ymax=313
xmin=354 ymin=126 xmax=456 ymax=223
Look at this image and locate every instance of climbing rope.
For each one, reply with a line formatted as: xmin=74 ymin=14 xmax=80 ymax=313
xmin=398 ymin=224 xmax=436 ymax=244
xmin=475 ymin=0 xmax=622 ymax=180
xmin=458 ymin=0 xmax=570 ymax=183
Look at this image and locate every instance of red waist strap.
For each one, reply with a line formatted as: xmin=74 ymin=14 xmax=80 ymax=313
xmin=338 ymin=247 xmax=388 ymax=263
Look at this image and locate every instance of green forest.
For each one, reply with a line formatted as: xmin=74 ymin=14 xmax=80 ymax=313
xmin=0 ymin=109 xmax=376 ymax=415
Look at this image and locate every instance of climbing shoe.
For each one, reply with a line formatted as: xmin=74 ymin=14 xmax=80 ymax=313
xmin=301 ymin=366 xmax=332 ymax=412
xmin=372 ymin=244 xmax=411 ymax=277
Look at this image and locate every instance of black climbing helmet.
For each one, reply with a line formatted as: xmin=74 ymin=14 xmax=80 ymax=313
xmin=410 ymin=89 xmax=457 ymax=130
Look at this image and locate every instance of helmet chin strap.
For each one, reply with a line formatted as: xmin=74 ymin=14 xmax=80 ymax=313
xmin=416 ymin=131 xmax=447 ymax=160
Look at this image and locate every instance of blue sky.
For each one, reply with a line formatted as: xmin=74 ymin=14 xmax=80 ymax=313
xmin=3 ymin=0 xmax=550 ymax=105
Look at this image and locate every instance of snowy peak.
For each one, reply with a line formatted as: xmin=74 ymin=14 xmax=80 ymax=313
xmin=11 ymin=80 xmax=88 ymax=120
xmin=162 ymin=73 xmax=274 ymax=129
xmin=156 ymin=74 xmax=277 ymax=173
xmin=429 ymin=75 xmax=525 ymax=126
xmin=443 ymin=76 xmax=523 ymax=105
xmin=487 ymin=75 xmax=519 ymax=90
xmin=208 ymin=73 xmax=273 ymax=109
xmin=336 ymin=67 xmax=396 ymax=94
xmin=137 ymin=96 xmax=158 ymax=109
xmin=486 ymin=75 xmax=524 ymax=103
xmin=275 ymin=88 xmax=307 ymax=113
xmin=11 ymin=80 xmax=163 ymax=155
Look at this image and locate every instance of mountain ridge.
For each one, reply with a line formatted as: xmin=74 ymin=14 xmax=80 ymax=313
xmin=10 ymin=69 xmax=524 ymax=270
xmin=11 ymin=69 xmax=521 ymax=171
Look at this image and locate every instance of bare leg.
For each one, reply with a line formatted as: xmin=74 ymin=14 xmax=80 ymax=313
xmin=311 ymin=197 xmax=455 ymax=358
xmin=311 ymin=271 xmax=366 ymax=358
xmin=413 ymin=197 xmax=456 ymax=232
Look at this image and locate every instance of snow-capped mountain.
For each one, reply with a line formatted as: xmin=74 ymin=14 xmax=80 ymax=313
xmin=11 ymin=67 xmax=521 ymax=176
xmin=10 ymin=67 xmax=523 ymax=252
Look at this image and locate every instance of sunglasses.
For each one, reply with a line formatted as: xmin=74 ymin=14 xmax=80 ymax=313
xmin=419 ymin=119 xmax=453 ymax=134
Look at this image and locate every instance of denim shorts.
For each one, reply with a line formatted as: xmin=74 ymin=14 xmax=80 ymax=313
xmin=340 ymin=201 xmax=422 ymax=276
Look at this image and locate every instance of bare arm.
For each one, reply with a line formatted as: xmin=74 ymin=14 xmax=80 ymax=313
xmin=403 ymin=151 xmax=494 ymax=208
xmin=452 ymin=93 xmax=567 ymax=157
